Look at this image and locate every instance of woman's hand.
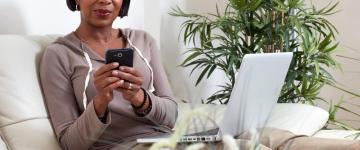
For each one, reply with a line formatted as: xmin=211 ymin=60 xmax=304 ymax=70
xmin=93 ymin=62 xmax=122 ymax=117
xmin=113 ymin=66 xmax=145 ymax=106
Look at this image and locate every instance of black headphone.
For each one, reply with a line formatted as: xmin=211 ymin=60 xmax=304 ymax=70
xmin=66 ymin=0 xmax=130 ymax=18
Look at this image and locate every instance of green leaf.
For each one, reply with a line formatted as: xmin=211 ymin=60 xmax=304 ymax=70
xmin=195 ymin=65 xmax=212 ymax=86
xmin=323 ymin=1 xmax=340 ymax=15
xmin=319 ymin=34 xmax=332 ymax=50
xmin=180 ymin=52 xmax=202 ymax=66
xmin=331 ymin=120 xmax=356 ymax=130
xmin=229 ymin=0 xmax=247 ymax=12
xmin=314 ymin=62 xmax=320 ymax=76
xmin=207 ymin=65 xmax=217 ymax=78
xmin=336 ymin=106 xmax=360 ymax=117
xmin=329 ymin=84 xmax=360 ymax=97
xmin=323 ymin=43 xmax=339 ymax=53
xmin=250 ymin=0 xmax=262 ymax=11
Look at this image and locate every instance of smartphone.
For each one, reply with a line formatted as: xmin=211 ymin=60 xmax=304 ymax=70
xmin=105 ymin=48 xmax=134 ymax=68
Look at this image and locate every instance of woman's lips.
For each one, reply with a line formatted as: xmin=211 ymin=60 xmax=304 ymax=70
xmin=94 ymin=9 xmax=112 ymax=17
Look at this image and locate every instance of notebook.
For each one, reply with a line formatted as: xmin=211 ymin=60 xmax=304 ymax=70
xmin=137 ymin=52 xmax=293 ymax=143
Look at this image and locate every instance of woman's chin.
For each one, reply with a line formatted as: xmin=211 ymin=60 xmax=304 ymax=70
xmin=91 ymin=21 xmax=114 ymax=28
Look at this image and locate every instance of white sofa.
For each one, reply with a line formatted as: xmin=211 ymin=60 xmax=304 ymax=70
xmin=0 ymin=35 xmax=358 ymax=150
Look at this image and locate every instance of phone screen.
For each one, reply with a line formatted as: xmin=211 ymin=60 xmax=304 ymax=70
xmin=105 ymin=48 xmax=134 ymax=67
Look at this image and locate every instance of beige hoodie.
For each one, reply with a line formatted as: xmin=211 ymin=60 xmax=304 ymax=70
xmin=40 ymin=28 xmax=178 ymax=150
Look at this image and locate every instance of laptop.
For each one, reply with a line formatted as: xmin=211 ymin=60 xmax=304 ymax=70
xmin=137 ymin=52 xmax=293 ymax=143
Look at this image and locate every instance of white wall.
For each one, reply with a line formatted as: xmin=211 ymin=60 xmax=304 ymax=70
xmin=155 ymin=0 xmax=228 ymax=104
xmin=310 ymin=0 xmax=360 ymax=128
xmin=0 ymin=0 xmax=144 ymax=35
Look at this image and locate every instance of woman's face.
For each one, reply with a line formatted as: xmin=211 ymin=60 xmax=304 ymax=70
xmin=77 ymin=0 xmax=123 ymax=28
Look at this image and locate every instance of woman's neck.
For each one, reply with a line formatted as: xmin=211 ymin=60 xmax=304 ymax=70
xmin=74 ymin=23 xmax=125 ymax=59
xmin=75 ymin=24 xmax=116 ymax=44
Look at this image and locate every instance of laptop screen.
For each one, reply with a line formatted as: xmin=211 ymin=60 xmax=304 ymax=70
xmin=220 ymin=52 xmax=293 ymax=137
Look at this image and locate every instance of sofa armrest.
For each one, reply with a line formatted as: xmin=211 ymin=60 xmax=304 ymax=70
xmin=0 ymin=35 xmax=61 ymax=150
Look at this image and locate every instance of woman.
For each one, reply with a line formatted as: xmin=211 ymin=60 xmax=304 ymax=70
xmin=40 ymin=0 xmax=177 ymax=149
xmin=41 ymin=0 xmax=360 ymax=150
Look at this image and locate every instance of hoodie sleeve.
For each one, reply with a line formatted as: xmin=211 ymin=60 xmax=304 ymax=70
xmin=142 ymin=33 xmax=178 ymax=129
xmin=40 ymin=45 xmax=111 ymax=150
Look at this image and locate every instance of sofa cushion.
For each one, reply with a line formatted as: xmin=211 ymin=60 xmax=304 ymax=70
xmin=0 ymin=35 xmax=48 ymax=126
xmin=266 ymin=103 xmax=329 ymax=136
xmin=1 ymin=119 xmax=61 ymax=150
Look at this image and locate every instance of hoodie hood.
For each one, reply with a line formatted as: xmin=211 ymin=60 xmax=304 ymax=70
xmin=53 ymin=28 xmax=133 ymax=62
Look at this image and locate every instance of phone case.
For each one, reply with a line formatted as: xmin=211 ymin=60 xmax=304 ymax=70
xmin=105 ymin=48 xmax=134 ymax=67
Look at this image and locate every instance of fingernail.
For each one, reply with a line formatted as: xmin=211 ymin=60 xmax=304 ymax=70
xmin=119 ymin=66 xmax=125 ymax=70
xmin=113 ymin=62 xmax=119 ymax=66
xmin=119 ymin=80 xmax=124 ymax=84
xmin=112 ymin=70 xmax=118 ymax=76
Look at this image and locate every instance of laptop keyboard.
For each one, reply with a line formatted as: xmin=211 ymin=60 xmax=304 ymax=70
xmin=185 ymin=128 xmax=219 ymax=136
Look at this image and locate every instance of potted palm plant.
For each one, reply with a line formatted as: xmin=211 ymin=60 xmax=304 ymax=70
xmin=170 ymin=0 xmax=360 ymax=129
xmin=171 ymin=0 xmax=347 ymax=103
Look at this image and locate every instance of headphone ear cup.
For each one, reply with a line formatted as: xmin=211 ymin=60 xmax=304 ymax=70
xmin=119 ymin=0 xmax=130 ymax=17
xmin=66 ymin=0 xmax=77 ymax=11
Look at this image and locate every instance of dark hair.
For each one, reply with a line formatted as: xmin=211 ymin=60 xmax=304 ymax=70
xmin=66 ymin=0 xmax=130 ymax=18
